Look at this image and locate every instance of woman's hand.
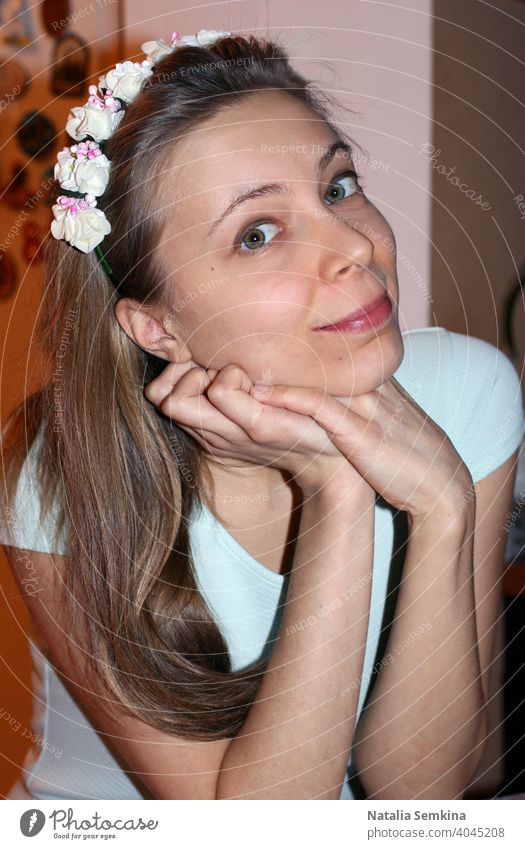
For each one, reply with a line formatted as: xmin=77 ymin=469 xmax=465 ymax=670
xmin=144 ymin=360 xmax=372 ymax=498
xmin=249 ymin=375 xmax=472 ymax=520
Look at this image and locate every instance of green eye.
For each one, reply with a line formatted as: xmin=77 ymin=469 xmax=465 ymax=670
xmin=324 ymin=170 xmax=361 ymax=205
xmin=234 ymin=170 xmax=363 ymax=255
xmin=238 ymin=221 xmax=280 ymax=252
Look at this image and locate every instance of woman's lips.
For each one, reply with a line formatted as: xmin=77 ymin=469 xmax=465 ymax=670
xmin=312 ymin=291 xmax=392 ymax=334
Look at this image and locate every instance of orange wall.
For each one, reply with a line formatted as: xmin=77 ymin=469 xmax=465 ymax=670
xmin=0 ymin=0 xmax=121 ymax=798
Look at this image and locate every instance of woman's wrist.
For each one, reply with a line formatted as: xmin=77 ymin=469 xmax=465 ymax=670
xmin=406 ymin=470 xmax=476 ymax=528
xmin=300 ymin=470 xmax=376 ymax=509
xmin=407 ymin=494 xmax=475 ymax=539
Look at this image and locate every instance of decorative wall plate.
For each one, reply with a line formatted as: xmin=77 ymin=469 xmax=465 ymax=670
xmin=0 ymin=58 xmax=30 ymax=102
xmin=51 ymin=32 xmax=89 ymax=97
xmin=16 ymin=111 xmax=56 ymax=159
xmin=1 ymin=162 xmax=32 ymax=208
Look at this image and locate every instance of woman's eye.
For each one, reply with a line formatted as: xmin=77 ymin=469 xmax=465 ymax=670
xmin=234 ymin=171 xmax=363 ymax=253
xmin=324 ymin=170 xmax=362 ymax=205
xmin=237 ymin=221 xmax=281 ymax=252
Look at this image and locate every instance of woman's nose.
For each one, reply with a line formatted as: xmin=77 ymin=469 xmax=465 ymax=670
xmin=308 ymin=206 xmax=375 ymax=282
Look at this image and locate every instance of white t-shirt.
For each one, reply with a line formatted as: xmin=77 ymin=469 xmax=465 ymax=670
xmin=2 ymin=327 xmax=524 ymax=800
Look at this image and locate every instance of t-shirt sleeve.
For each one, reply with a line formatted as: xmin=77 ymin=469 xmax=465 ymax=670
xmin=0 ymin=429 xmax=68 ymax=555
xmin=447 ymin=331 xmax=525 ymax=483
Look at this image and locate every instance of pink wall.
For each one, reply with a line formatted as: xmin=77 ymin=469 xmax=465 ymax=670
xmin=123 ymin=0 xmax=433 ymax=331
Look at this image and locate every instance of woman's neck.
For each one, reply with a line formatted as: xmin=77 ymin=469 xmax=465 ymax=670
xmin=200 ymin=454 xmax=295 ymax=510
xmin=198 ymin=454 xmax=303 ymax=575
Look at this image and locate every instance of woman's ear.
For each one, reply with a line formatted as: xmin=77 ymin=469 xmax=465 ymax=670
xmin=113 ymin=298 xmax=193 ymax=363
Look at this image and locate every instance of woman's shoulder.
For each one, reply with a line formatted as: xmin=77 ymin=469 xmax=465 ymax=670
xmin=395 ymin=325 xmax=525 ymax=482
xmin=397 ymin=324 xmax=523 ymax=405
xmin=0 ymin=426 xmax=68 ymax=556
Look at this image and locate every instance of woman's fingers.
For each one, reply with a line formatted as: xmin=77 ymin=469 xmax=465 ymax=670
xmin=144 ymin=359 xmax=198 ymax=406
xmin=145 ymin=360 xmax=343 ymax=459
xmin=250 ymin=383 xmax=364 ymax=449
xmin=206 ymin=365 xmax=324 ymax=446
xmin=145 ymin=361 xmax=274 ymax=445
xmin=149 ymin=364 xmax=247 ymax=442
xmin=206 ymin=365 xmax=272 ymax=434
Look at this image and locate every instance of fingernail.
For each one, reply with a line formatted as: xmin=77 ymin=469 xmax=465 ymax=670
xmin=253 ymin=384 xmax=271 ymax=394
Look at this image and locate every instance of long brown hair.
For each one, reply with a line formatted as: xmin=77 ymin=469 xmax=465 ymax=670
xmin=1 ymin=34 xmax=362 ymax=739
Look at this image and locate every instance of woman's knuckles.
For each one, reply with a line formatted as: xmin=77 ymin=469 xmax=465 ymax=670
xmin=206 ymin=365 xmax=251 ymax=396
xmin=160 ymin=394 xmax=188 ymax=418
xmin=144 ymin=381 xmax=163 ymax=405
xmin=206 ymin=380 xmax=231 ymax=402
xmin=219 ymin=363 xmax=250 ymax=384
xmin=146 ymin=365 xmax=207 ymax=408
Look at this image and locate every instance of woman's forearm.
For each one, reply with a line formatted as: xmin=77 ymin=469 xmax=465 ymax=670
xmin=352 ymin=501 xmax=487 ymax=799
xmin=216 ymin=481 xmax=375 ymax=799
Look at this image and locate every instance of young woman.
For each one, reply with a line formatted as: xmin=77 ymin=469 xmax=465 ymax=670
xmin=1 ymin=30 xmax=524 ymax=801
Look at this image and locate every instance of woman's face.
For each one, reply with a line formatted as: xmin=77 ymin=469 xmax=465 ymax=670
xmin=156 ymin=90 xmax=404 ymax=395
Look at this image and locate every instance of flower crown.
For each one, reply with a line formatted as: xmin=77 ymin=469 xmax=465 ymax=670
xmin=50 ymin=28 xmax=231 ymax=283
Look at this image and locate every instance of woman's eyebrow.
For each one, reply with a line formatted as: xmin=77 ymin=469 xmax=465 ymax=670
xmin=206 ymin=139 xmax=353 ymax=237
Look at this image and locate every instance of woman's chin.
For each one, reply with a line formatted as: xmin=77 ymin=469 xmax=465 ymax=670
xmin=308 ymin=327 xmax=405 ymax=395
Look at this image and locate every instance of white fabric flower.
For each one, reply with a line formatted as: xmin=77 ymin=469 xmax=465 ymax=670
xmin=74 ymin=154 xmax=110 ymax=196
xmin=54 ymin=148 xmax=77 ymax=189
xmin=54 ymin=142 xmax=111 ymax=197
xmin=141 ymin=37 xmax=176 ymax=64
xmin=51 ymin=195 xmax=111 ymax=253
xmin=99 ymin=60 xmax=153 ymax=103
xmin=175 ymin=29 xmax=231 ymax=48
xmin=141 ymin=30 xmax=230 ymax=63
xmin=51 ymin=28 xmax=233 ymax=256
xmin=66 ymin=103 xmax=124 ymax=142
